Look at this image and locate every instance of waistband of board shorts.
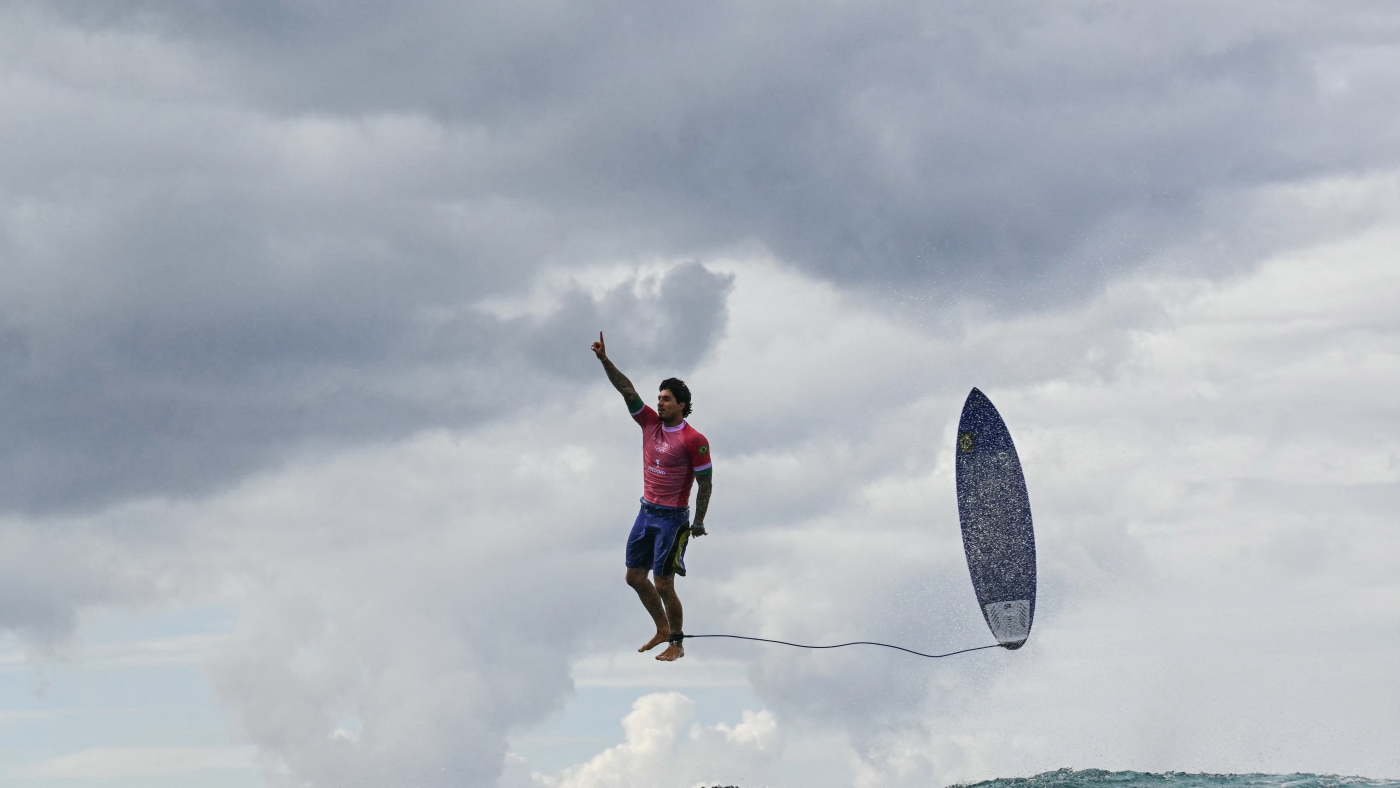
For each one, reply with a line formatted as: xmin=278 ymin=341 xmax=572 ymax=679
xmin=639 ymin=497 xmax=689 ymax=514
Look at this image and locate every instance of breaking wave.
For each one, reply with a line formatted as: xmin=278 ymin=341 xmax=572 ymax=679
xmin=958 ymin=770 xmax=1400 ymax=788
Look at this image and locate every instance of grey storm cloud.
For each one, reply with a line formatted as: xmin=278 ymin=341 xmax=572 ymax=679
xmin=36 ymin=0 xmax=1400 ymax=284
xmin=0 ymin=527 xmax=127 ymax=645
xmin=0 ymin=257 xmax=730 ymax=514
xmin=4 ymin=0 xmax=1399 ymax=516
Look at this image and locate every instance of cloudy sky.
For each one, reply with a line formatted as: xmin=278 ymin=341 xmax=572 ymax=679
xmin=1 ymin=1 xmax=1398 ymax=786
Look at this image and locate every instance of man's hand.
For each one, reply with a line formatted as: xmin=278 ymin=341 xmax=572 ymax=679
xmin=594 ymin=331 xmax=640 ymax=403
xmin=690 ymin=523 xmax=707 ymax=538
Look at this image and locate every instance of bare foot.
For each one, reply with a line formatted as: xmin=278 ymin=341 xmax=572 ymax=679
xmin=638 ymin=631 xmax=670 ymax=653
xmin=656 ymin=643 xmax=685 ymax=661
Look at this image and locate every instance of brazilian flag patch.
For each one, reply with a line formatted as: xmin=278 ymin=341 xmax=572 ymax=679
xmin=699 ymin=445 xmax=708 ymax=454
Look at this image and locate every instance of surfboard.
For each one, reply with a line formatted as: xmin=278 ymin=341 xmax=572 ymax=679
xmin=955 ymin=388 xmax=1037 ymax=650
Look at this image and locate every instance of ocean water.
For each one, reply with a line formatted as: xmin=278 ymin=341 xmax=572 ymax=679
xmin=958 ymin=770 xmax=1400 ymax=788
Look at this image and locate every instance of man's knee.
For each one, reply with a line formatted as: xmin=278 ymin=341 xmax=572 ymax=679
xmin=625 ymin=568 xmax=651 ymax=589
xmin=653 ymin=574 xmax=676 ymax=596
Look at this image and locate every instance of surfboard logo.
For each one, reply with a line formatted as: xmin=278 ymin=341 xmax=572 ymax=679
xmin=958 ymin=432 xmax=974 ymax=453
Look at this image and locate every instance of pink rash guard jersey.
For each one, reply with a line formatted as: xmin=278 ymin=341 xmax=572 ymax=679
xmin=631 ymin=403 xmax=711 ymax=509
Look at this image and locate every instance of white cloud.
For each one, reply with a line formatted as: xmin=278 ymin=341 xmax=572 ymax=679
xmin=509 ymin=692 xmax=781 ymax=788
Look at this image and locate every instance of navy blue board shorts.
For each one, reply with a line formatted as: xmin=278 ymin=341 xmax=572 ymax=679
xmin=626 ymin=498 xmax=690 ymax=577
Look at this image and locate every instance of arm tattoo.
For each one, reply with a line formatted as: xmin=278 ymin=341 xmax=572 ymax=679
xmin=599 ymin=356 xmax=639 ymax=402
xmin=694 ymin=474 xmax=712 ymax=526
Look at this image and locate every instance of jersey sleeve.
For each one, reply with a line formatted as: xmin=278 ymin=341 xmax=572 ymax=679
xmin=689 ymin=433 xmax=712 ymax=473
xmin=632 ymin=403 xmax=658 ymax=427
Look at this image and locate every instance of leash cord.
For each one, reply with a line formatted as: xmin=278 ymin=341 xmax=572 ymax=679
xmin=681 ymin=634 xmax=1004 ymax=659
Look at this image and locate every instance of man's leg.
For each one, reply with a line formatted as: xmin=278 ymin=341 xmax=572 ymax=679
xmin=626 ymin=567 xmax=671 ymax=652
xmin=653 ymin=573 xmax=684 ymax=661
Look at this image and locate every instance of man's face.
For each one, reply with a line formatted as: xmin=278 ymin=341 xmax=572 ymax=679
xmin=656 ymin=389 xmax=684 ymax=422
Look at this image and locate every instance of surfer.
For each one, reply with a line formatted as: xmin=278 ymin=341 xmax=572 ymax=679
xmin=591 ymin=331 xmax=713 ymax=662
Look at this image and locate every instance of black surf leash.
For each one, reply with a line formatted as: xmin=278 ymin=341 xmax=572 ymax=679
xmin=668 ymin=632 xmax=1004 ymax=659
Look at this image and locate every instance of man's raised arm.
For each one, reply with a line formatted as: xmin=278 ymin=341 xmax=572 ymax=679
xmin=591 ymin=331 xmax=644 ymax=411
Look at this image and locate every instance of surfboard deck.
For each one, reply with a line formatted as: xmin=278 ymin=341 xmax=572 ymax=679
xmin=955 ymin=388 xmax=1037 ymax=649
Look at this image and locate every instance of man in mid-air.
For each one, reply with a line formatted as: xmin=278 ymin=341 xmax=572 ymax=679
xmin=591 ymin=331 xmax=712 ymax=662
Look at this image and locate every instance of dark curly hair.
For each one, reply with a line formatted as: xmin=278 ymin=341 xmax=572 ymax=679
xmin=659 ymin=377 xmax=692 ymax=418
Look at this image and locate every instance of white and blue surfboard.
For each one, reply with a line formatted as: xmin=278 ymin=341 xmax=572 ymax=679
xmin=955 ymin=388 xmax=1037 ymax=650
